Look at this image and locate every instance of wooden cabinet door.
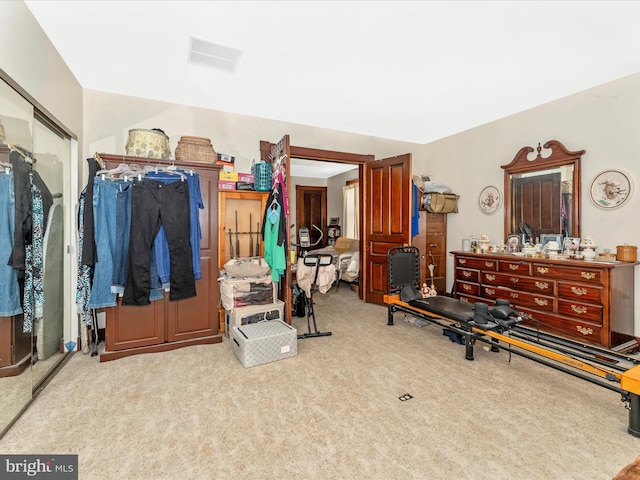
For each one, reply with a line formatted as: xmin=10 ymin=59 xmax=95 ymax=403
xmin=167 ymin=256 xmax=217 ymax=341
xmin=105 ymin=298 xmax=165 ymax=351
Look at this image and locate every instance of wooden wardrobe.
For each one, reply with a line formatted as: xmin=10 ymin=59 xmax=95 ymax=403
xmin=98 ymin=153 xmax=222 ymax=362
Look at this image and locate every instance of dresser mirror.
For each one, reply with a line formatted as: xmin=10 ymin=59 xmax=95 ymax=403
xmin=501 ymin=140 xmax=585 ymax=244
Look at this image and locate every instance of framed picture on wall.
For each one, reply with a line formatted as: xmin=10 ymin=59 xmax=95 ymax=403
xmin=329 ymin=217 xmax=340 ymax=226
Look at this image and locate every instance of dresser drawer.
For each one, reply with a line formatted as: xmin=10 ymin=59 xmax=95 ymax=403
xmin=456 ymin=256 xmax=498 ymax=271
xmin=519 ymin=307 xmax=603 ymax=345
xmin=456 ymin=267 xmax=479 ymax=283
xmin=498 ymin=260 xmax=531 ymax=275
xmin=557 ymin=282 xmax=603 ymax=305
xmin=485 ymin=287 xmax=555 ymax=313
xmin=532 ymin=264 xmax=602 ymax=284
xmin=482 ymin=271 xmax=555 ymax=295
xmin=557 ymin=299 xmax=603 ymax=323
xmin=456 ymin=280 xmax=480 ymax=296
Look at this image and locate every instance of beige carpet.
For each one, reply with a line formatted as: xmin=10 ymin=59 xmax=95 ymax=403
xmin=1 ymin=287 xmax=639 ymax=479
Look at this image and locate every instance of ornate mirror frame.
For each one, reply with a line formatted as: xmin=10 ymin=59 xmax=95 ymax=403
xmin=501 ymin=140 xmax=585 ymax=241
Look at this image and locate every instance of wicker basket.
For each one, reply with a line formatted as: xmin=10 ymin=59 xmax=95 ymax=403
xmin=175 ymin=136 xmax=217 ymax=163
xmin=617 ymin=244 xmax=637 ymax=262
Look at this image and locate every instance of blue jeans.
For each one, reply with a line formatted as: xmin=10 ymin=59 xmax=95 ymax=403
xmin=88 ymin=176 xmax=123 ymax=309
xmin=0 ymin=172 xmax=22 ymax=316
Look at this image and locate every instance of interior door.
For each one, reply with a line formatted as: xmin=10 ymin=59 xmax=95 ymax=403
xmin=363 ymin=154 xmax=412 ymax=305
xmin=295 ymin=186 xmax=327 ymax=248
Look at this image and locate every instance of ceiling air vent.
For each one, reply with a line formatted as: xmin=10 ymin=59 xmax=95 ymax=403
xmin=188 ymin=36 xmax=242 ymax=73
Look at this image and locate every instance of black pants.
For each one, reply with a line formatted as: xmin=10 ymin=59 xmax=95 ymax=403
xmin=122 ymin=179 xmax=195 ymax=305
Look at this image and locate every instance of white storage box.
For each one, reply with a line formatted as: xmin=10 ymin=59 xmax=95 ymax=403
xmin=232 ymin=320 xmax=297 ymax=368
xmin=225 ymin=300 xmax=285 ymax=338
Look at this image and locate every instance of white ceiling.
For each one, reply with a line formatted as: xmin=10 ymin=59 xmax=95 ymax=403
xmin=25 ymin=0 xmax=640 ymax=147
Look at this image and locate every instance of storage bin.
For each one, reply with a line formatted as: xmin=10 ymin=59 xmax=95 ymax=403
xmin=218 ymin=181 xmax=236 ymax=191
xmin=232 ymin=320 xmax=297 ymax=368
xmin=219 ymin=275 xmax=275 ymax=310
xmin=225 ymin=300 xmax=285 ymax=338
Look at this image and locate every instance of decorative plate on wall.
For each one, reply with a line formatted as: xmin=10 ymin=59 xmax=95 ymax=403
xmin=589 ymin=169 xmax=633 ymax=209
xmin=479 ymin=185 xmax=502 ymax=215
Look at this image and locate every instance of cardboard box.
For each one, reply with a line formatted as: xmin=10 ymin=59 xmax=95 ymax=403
xmin=218 ymin=180 xmax=236 ymax=190
xmin=232 ymin=320 xmax=297 ymax=368
xmin=219 ymin=171 xmax=239 ymax=182
xmin=217 ymin=153 xmax=235 ymax=164
xmin=225 ymin=300 xmax=285 ymax=338
xmin=237 ymin=172 xmax=254 ymax=183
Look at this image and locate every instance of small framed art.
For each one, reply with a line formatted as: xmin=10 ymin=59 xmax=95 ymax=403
xmin=479 ymin=185 xmax=502 ymax=215
xmin=540 ymin=234 xmax=562 ymax=250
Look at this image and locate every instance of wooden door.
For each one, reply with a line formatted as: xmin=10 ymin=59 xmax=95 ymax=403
xmin=363 ymin=154 xmax=412 ymax=305
xmin=295 ymin=186 xmax=327 ymax=248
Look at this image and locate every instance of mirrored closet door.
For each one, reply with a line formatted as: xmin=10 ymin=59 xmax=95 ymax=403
xmin=0 ymin=76 xmax=72 ymax=436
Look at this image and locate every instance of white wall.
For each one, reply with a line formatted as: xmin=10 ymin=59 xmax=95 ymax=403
xmin=83 ymin=89 xmax=419 ymax=179
xmin=1 ymin=0 xmax=83 ymax=346
xmin=414 ymin=72 xmax=640 ymax=332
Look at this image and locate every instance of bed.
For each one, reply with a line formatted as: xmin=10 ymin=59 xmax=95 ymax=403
xmin=306 ymin=236 xmax=359 ymax=285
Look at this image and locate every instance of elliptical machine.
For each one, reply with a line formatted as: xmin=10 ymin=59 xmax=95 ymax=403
xmin=291 ymin=225 xmax=333 ymax=339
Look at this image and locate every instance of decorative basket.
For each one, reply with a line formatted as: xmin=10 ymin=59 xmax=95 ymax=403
xmin=125 ymin=128 xmax=171 ymax=159
xmin=175 ymin=136 xmax=217 ymax=163
xmin=617 ymin=244 xmax=637 ymax=262
xmin=251 ymin=160 xmax=272 ymax=192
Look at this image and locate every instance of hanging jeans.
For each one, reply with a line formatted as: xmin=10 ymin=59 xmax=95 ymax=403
xmin=0 ymin=172 xmax=22 ymax=316
xmin=111 ymin=182 xmax=163 ymax=301
xmin=123 ymin=179 xmax=195 ymax=306
xmin=88 ymin=176 xmax=123 ymax=309
xmin=144 ymin=171 xmax=203 ymax=283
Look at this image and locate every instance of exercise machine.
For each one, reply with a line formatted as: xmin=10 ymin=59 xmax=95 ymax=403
xmin=291 ymin=225 xmax=333 ymax=339
xmin=384 ymin=246 xmax=640 ymax=437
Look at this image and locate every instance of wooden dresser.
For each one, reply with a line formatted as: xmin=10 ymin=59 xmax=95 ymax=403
xmin=452 ymin=251 xmax=638 ymax=349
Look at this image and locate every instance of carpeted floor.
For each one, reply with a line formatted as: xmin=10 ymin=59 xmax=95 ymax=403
xmin=1 ymin=287 xmax=638 ymax=479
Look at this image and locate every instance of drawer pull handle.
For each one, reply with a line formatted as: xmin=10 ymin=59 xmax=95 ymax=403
xmin=463 ymin=271 xmax=472 ymax=278
xmin=463 ymin=284 xmax=472 ymax=291
xmin=537 ymin=267 xmax=549 ymax=275
xmin=459 ymin=259 xmax=467 ymax=265
xmin=571 ymin=305 xmax=588 ymax=315
xmin=581 ymin=272 xmax=596 ymax=280
xmin=571 ymin=287 xmax=588 ymax=296
xmin=430 ymin=243 xmax=438 ymax=247
xmin=535 ymin=298 xmax=548 ymax=306
xmin=576 ymin=325 xmax=593 ymax=336
xmin=510 ymin=277 xmax=519 ymax=283
xmin=486 ymin=288 xmax=496 ymax=295
xmin=535 ymin=281 xmax=549 ymax=290
xmin=510 ymin=292 xmax=519 ymax=298
xmin=509 ymin=264 xmax=519 ymax=270
xmin=485 ymin=262 xmax=495 ymax=268
xmin=486 ymin=274 xmax=496 ymax=281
